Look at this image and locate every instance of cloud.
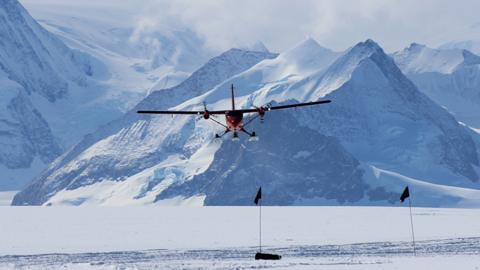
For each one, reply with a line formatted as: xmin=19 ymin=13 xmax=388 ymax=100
xmin=22 ymin=0 xmax=480 ymax=53
xmin=143 ymin=0 xmax=480 ymax=52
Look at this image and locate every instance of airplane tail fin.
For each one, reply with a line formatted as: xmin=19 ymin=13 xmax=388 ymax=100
xmin=231 ymin=84 xmax=235 ymax=111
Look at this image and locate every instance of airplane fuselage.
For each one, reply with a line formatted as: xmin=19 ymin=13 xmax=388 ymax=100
xmin=226 ymin=110 xmax=243 ymax=131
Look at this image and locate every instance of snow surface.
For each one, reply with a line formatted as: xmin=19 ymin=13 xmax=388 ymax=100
xmin=0 ymin=207 xmax=479 ymax=269
xmin=2 ymin=254 xmax=479 ymax=270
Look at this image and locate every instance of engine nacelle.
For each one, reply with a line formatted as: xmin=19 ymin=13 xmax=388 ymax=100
xmin=258 ymin=107 xmax=266 ymax=117
xmin=203 ymin=111 xmax=210 ymax=119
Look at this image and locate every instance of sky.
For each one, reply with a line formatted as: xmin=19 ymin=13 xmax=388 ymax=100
xmin=21 ymin=0 xmax=480 ymax=53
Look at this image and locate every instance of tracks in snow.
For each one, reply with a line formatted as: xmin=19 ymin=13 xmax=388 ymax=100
xmin=1 ymin=237 xmax=479 ymax=269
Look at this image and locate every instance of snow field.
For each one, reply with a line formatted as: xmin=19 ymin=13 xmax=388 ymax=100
xmin=1 ymin=206 xmax=479 ymax=256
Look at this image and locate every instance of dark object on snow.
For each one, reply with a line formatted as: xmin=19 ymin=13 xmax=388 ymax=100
xmin=400 ymin=186 xmax=410 ymax=203
xmin=254 ymin=187 xmax=262 ymax=205
xmin=255 ymin=252 xmax=282 ymax=260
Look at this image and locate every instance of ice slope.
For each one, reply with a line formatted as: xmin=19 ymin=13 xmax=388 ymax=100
xmin=12 ymin=48 xmax=277 ymax=206
xmin=393 ymin=44 xmax=480 ymax=129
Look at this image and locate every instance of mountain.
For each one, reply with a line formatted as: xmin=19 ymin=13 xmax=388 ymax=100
xmin=0 ymin=0 xmax=223 ymax=191
xmin=13 ymin=37 xmax=480 ymax=207
xmin=440 ymin=40 xmax=480 ymax=55
xmin=393 ymin=43 xmax=480 ymax=128
xmin=0 ymin=0 xmax=104 ymax=103
xmin=174 ymin=39 xmax=479 ymax=203
xmin=290 ymin=40 xmax=479 ymax=186
xmin=0 ymin=0 xmax=107 ymax=189
xmin=12 ymin=48 xmax=277 ymax=205
xmin=156 ymin=109 xmax=371 ymax=206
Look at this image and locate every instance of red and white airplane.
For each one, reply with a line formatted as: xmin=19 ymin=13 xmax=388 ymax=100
xmin=137 ymin=84 xmax=331 ymax=140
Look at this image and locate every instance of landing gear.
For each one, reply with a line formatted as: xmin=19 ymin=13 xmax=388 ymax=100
xmin=215 ymin=129 xmax=230 ymax=139
xmin=215 ymin=127 xmax=258 ymax=141
xmin=232 ymin=132 xmax=240 ymax=141
xmin=249 ymin=131 xmax=259 ymax=141
xmin=241 ymin=128 xmax=259 ymax=141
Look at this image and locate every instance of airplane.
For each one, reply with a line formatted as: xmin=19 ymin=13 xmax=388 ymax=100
xmin=137 ymin=84 xmax=331 ymax=141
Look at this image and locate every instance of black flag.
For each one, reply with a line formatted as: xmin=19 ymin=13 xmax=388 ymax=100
xmin=254 ymin=187 xmax=262 ymax=205
xmin=400 ymin=186 xmax=410 ymax=203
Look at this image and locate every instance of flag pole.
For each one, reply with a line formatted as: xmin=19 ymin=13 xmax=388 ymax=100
xmin=408 ymin=196 xmax=416 ymax=256
xmin=259 ymin=199 xmax=262 ymax=253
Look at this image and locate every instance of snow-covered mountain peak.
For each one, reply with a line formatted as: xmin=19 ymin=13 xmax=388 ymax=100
xmin=392 ymin=44 xmax=465 ymax=74
xmin=241 ymin=37 xmax=343 ymax=83
xmin=331 ymin=39 xmax=385 ymax=68
xmin=300 ymin=39 xmax=390 ymax=100
xmin=349 ymin=39 xmax=384 ymax=58
xmin=140 ymin=48 xmax=278 ymax=111
xmin=283 ymin=37 xmax=333 ymax=59
xmin=394 ymin=44 xmax=480 ymax=128
xmin=239 ymin=41 xmax=270 ymax=53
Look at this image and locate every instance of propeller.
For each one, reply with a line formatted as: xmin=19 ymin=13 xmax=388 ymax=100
xmin=198 ymin=101 xmax=215 ymax=120
xmin=254 ymin=102 xmax=272 ymax=122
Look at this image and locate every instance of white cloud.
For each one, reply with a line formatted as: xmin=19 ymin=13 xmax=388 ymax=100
xmin=21 ymin=0 xmax=480 ymax=53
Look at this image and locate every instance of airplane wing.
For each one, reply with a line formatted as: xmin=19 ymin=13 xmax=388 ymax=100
xmin=236 ymin=100 xmax=331 ymax=113
xmin=137 ymin=100 xmax=331 ymax=115
xmin=137 ymin=110 xmax=228 ymax=115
